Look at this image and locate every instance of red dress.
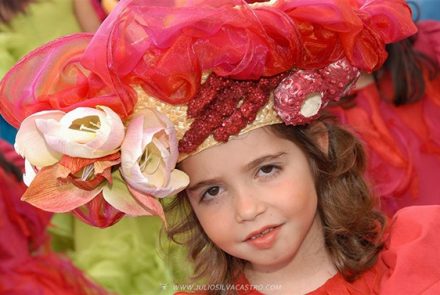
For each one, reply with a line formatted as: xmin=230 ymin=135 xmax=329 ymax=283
xmin=330 ymin=20 xmax=440 ymax=216
xmin=175 ymin=206 xmax=440 ymax=295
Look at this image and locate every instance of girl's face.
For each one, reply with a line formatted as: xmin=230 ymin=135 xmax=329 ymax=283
xmin=181 ymin=127 xmax=321 ymax=272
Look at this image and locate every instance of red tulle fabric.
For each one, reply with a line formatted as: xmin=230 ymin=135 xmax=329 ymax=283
xmin=330 ymin=20 xmax=440 ymax=216
xmin=0 ymin=140 xmax=109 ymax=294
xmin=176 ymin=206 xmax=440 ymax=295
xmin=0 ymin=0 xmax=416 ymax=128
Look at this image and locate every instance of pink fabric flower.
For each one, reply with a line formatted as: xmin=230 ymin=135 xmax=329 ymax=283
xmin=15 ymin=105 xmax=168 ymax=221
xmin=121 ymin=108 xmax=189 ymax=199
xmin=15 ymin=106 xmax=125 ymax=170
xmin=21 ymin=152 xmax=166 ymax=222
xmin=21 ymin=153 xmax=120 ymax=213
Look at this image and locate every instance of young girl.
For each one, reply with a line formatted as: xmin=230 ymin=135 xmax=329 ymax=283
xmin=169 ymin=117 xmax=440 ymax=295
xmin=168 ymin=118 xmax=385 ymax=294
xmin=0 ymin=0 xmax=438 ymax=294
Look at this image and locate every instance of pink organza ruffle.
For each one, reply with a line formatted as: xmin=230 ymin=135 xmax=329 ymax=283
xmin=0 ymin=34 xmax=137 ymax=127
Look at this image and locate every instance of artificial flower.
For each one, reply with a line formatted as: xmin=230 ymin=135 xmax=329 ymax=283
xmin=15 ymin=105 xmax=125 ymax=170
xmin=121 ymin=108 xmax=189 ymax=198
xmin=300 ymin=95 xmax=323 ymax=118
xmin=33 ymin=106 xmax=125 ymax=159
xmin=15 ymin=110 xmax=65 ymax=168
xmin=20 ymin=155 xmax=115 ymax=213
xmin=22 ymin=151 xmax=165 ymax=221
xmin=21 ymin=152 xmax=120 ymax=212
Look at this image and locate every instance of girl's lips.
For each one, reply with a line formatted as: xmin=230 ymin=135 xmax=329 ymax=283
xmin=244 ymin=224 xmax=283 ymax=250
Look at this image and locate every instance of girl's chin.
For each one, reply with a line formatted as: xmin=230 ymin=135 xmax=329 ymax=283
xmin=244 ymin=251 xmax=298 ymax=273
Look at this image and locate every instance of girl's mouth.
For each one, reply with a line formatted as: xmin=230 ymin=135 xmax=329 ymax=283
xmin=245 ymin=224 xmax=283 ymax=249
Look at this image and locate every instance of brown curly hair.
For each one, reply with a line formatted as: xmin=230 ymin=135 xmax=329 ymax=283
xmin=163 ymin=118 xmax=386 ymax=295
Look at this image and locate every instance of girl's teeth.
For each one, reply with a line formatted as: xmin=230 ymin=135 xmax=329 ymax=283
xmin=250 ymin=227 xmax=274 ymax=240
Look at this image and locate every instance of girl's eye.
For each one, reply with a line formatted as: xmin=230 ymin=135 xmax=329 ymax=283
xmin=202 ymin=186 xmax=221 ymax=201
xmin=257 ymin=164 xmax=281 ymax=177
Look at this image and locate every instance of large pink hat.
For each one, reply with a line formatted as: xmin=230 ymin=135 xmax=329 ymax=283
xmin=0 ymin=0 xmax=416 ymax=227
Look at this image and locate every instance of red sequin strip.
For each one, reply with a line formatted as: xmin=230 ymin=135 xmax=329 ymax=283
xmin=178 ymin=73 xmax=287 ymax=153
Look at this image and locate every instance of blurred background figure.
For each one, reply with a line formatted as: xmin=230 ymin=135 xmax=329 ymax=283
xmin=331 ymin=18 xmax=440 ymax=216
xmin=0 ymin=139 xmax=109 ymax=295
xmin=74 ymin=0 xmax=119 ymax=32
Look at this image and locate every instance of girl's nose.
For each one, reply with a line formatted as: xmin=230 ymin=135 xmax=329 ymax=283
xmin=233 ymin=188 xmax=266 ymax=223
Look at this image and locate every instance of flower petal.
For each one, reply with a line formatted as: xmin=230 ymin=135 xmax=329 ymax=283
xmin=23 ymin=160 xmax=37 ymax=187
xmin=15 ymin=110 xmax=64 ymax=167
xmin=22 ymin=164 xmax=103 ymax=212
xmin=133 ymin=168 xmax=189 ymax=199
xmin=120 ymin=114 xmax=161 ymax=189
xmin=144 ymin=163 xmax=167 ymax=189
xmin=89 ymin=106 xmax=125 ymax=151
xmin=102 ymin=170 xmax=160 ymax=216
xmin=154 ymin=112 xmax=179 ymax=169
xmin=72 ymin=193 xmax=125 ymax=228
xmin=127 ymin=186 xmax=166 ymax=224
xmin=166 ymin=169 xmax=190 ymax=195
xmin=151 ymin=169 xmax=190 ymax=198
xmin=59 ymin=153 xmax=120 ymax=175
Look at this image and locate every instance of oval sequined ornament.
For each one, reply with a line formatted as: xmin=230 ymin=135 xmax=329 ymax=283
xmin=274 ymin=58 xmax=360 ymax=125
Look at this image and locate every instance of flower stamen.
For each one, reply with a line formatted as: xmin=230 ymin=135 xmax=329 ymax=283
xmin=139 ymin=148 xmax=161 ymax=174
xmin=79 ymin=124 xmax=99 ymax=133
xmin=81 ymin=164 xmax=95 ymax=181
xmin=70 ymin=116 xmax=102 ymax=133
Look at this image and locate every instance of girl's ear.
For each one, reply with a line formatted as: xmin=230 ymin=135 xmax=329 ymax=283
xmin=308 ymin=122 xmax=329 ymax=155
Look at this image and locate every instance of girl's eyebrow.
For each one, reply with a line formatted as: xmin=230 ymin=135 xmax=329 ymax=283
xmin=187 ymin=152 xmax=287 ymax=192
xmin=242 ymin=152 xmax=287 ymax=173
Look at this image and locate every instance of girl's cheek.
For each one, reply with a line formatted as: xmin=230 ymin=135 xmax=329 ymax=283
xmin=194 ymin=198 xmax=228 ymax=221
